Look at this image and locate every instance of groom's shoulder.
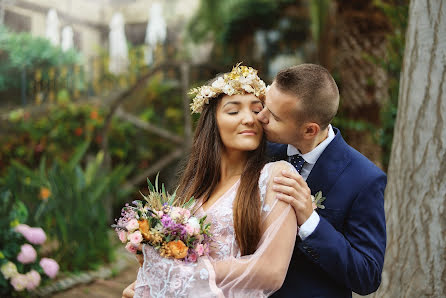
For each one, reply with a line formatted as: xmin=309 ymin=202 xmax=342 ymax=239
xmin=336 ymin=132 xmax=386 ymax=179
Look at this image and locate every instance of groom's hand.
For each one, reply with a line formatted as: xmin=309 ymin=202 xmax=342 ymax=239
xmin=273 ymin=170 xmax=313 ymax=226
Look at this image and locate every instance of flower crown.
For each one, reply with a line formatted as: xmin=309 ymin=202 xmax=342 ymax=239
xmin=188 ymin=63 xmax=267 ymax=113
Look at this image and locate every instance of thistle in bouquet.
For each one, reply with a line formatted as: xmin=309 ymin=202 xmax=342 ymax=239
xmin=113 ymin=174 xmax=212 ymax=263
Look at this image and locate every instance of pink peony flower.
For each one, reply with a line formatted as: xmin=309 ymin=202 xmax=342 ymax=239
xmin=25 ymin=270 xmax=41 ymax=290
xmin=118 ymin=230 xmax=128 ymax=243
xmin=125 ymin=242 xmax=138 ymax=254
xmin=10 ymin=274 xmax=28 ymax=291
xmin=128 ymin=231 xmax=143 ymax=245
xmin=195 ymin=244 xmax=205 ymax=256
xmin=39 ymin=258 xmax=59 ymax=278
xmin=125 ymin=219 xmax=139 ymax=232
xmin=17 ymin=244 xmax=37 ymax=264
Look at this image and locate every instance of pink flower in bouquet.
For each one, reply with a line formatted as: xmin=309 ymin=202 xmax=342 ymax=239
xmin=128 ymin=231 xmax=143 ymax=245
xmin=11 ymin=274 xmax=28 ymax=291
xmin=125 ymin=242 xmax=138 ymax=254
xmin=126 ymin=219 xmax=139 ymax=232
xmin=17 ymin=244 xmax=37 ymax=264
xmin=118 ymin=230 xmax=128 ymax=243
xmin=195 ymin=244 xmax=205 ymax=256
xmin=39 ymin=258 xmax=59 ymax=278
xmin=187 ymin=253 xmax=197 ymax=263
xmin=156 ymin=210 xmax=164 ymax=217
xmin=180 ymin=209 xmax=191 ymax=220
xmin=25 ymin=270 xmax=41 ymax=290
xmin=15 ymin=225 xmax=47 ymax=245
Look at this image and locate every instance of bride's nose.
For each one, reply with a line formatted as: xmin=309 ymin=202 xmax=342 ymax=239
xmin=241 ymin=110 xmax=255 ymax=125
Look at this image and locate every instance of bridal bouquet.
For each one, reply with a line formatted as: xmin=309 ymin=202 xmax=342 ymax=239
xmin=113 ymin=176 xmax=212 ymax=263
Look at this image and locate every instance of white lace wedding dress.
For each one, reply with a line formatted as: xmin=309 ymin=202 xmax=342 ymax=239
xmin=134 ymin=161 xmax=298 ymax=298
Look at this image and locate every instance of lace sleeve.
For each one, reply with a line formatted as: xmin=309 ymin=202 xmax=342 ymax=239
xmin=210 ymin=161 xmax=298 ymax=297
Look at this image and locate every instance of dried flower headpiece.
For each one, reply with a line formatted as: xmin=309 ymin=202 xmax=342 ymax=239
xmin=188 ymin=63 xmax=267 ymax=114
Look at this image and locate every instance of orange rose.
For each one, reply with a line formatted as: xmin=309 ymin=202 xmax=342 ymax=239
xmin=138 ymin=219 xmax=150 ymax=240
xmin=166 ymin=240 xmax=188 ymax=259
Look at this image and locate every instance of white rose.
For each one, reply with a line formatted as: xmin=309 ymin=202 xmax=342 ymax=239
xmin=187 ymin=217 xmax=201 ymax=232
xmin=211 ymin=77 xmax=226 ymax=89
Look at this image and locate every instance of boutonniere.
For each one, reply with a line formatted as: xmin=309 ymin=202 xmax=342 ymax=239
xmin=311 ymin=191 xmax=326 ymax=210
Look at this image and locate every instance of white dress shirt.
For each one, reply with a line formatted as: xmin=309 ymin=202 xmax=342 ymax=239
xmin=287 ymin=125 xmax=336 ymax=240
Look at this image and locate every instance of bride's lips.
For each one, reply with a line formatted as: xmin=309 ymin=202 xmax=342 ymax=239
xmin=239 ymin=130 xmax=257 ymax=135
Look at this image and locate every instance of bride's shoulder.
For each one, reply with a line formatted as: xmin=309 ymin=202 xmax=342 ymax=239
xmin=261 ymin=160 xmax=297 ymax=176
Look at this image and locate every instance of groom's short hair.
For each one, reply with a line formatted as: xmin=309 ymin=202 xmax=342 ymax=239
xmin=275 ymin=64 xmax=339 ymax=129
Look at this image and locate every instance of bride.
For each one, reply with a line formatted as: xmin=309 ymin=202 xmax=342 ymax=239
xmin=126 ymin=65 xmax=298 ymax=297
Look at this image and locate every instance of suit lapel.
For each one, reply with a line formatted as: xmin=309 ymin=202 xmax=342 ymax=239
xmin=306 ymin=128 xmax=351 ymax=195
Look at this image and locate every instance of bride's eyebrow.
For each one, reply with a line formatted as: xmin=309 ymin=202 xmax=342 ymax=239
xmin=223 ymin=101 xmax=241 ymax=107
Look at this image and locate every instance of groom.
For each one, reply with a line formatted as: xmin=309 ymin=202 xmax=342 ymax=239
xmin=259 ymin=64 xmax=386 ymax=298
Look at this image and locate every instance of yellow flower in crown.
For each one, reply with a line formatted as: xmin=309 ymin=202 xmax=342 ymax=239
xmin=188 ymin=63 xmax=267 ymax=113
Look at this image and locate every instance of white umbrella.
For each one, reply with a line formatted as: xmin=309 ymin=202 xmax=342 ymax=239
xmin=144 ymin=3 xmax=167 ymax=65
xmin=61 ymin=26 xmax=74 ymax=52
xmin=45 ymin=9 xmax=60 ymax=47
xmin=109 ymin=12 xmax=129 ymax=75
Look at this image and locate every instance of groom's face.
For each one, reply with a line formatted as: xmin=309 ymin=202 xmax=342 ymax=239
xmin=257 ymin=83 xmax=303 ymax=145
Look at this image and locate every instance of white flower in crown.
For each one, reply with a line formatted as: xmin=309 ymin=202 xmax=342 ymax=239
xmin=222 ymin=84 xmax=236 ymax=96
xmin=188 ymin=63 xmax=267 ymax=114
xmin=200 ymin=86 xmax=216 ymax=98
xmin=211 ymin=77 xmax=226 ymax=89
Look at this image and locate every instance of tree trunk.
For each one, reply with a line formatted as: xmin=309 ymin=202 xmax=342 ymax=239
xmin=371 ymin=0 xmax=446 ymax=297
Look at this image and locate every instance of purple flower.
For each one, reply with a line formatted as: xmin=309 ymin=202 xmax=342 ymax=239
xmin=39 ymin=258 xmax=59 ymax=278
xmin=17 ymin=244 xmax=37 ymax=264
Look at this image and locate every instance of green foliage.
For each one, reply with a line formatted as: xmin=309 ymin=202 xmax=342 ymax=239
xmin=1 ymin=143 xmax=132 ymax=272
xmin=0 ymin=101 xmax=172 ymax=179
xmin=373 ymin=0 xmax=409 ymax=168
xmin=0 ymin=26 xmax=81 ymax=91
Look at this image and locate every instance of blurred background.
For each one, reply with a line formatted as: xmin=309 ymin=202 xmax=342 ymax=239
xmin=0 ymin=0 xmax=408 ymax=296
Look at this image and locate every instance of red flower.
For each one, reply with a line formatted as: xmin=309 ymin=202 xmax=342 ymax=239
xmin=74 ymin=127 xmax=83 ymax=136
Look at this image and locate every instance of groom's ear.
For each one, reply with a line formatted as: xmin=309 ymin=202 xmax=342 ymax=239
xmin=303 ymin=123 xmax=320 ymax=139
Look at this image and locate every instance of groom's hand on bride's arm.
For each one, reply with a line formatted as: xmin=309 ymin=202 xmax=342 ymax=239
xmin=273 ymin=170 xmax=313 ymax=226
xmin=122 ymin=281 xmax=135 ymax=298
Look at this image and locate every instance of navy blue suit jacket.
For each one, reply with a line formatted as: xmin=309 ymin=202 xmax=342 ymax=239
xmin=270 ymin=127 xmax=387 ymax=298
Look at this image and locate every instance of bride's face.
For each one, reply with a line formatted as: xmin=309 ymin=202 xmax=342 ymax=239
xmin=216 ymin=94 xmax=264 ymax=153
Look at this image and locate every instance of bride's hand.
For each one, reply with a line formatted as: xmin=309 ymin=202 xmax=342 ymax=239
xmin=122 ymin=281 xmax=135 ymax=298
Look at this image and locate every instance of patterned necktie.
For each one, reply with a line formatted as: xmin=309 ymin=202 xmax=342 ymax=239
xmin=288 ymin=154 xmax=305 ymax=174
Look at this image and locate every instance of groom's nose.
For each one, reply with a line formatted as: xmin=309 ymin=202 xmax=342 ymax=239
xmin=257 ymin=107 xmax=269 ymax=124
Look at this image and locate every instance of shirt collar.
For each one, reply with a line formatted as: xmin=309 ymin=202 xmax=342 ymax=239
xmin=287 ymin=124 xmax=335 ymax=165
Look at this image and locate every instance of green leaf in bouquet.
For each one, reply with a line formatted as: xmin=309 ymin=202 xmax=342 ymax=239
xmin=147 ymin=177 xmax=155 ymax=192
xmin=155 ymin=173 xmax=159 ymax=193
xmin=183 ymin=195 xmax=195 ymax=209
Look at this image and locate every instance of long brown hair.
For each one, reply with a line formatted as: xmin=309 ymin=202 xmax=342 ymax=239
xmin=177 ymin=95 xmax=267 ymax=255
